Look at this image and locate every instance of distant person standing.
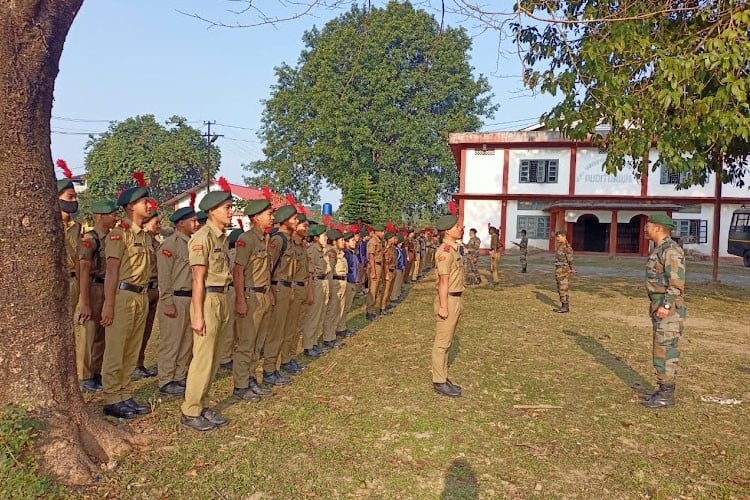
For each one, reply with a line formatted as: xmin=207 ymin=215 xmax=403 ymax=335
xmin=511 ymin=229 xmax=529 ymax=273
xmin=553 ymin=230 xmax=575 ymax=313
xmin=465 ymin=228 xmax=481 ymax=285
xmin=488 ymin=226 xmax=503 ymax=284
xmin=642 ymin=213 xmax=687 ymax=409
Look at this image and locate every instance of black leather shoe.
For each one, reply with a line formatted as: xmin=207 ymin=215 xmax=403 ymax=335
xmin=132 ymin=366 xmax=154 ymax=380
xmin=80 ymin=378 xmax=102 ymax=393
xmin=176 ymin=379 xmax=187 ymax=387
xmin=123 ymin=398 xmax=151 ymax=414
xmin=280 ymin=360 xmax=304 ymax=375
xmin=141 ymin=366 xmax=157 ymax=377
xmin=433 ymin=382 xmax=461 ymax=398
xmin=249 ymin=378 xmax=273 ymax=397
xmin=181 ymin=413 xmax=215 ymax=431
xmin=219 ymin=360 xmax=233 ymax=371
xmin=103 ymin=402 xmax=137 ymax=419
xmin=365 ymin=313 xmax=378 ymax=321
xmin=304 ymin=347 xmax=323 ymax=358
xmin=336 ymin=330 xmax=354 ymax=338
xmin=159 ymin=381 xmax=186 ymax=396
xmin=263 ymin=371 xmax=291 ymax=387
xmin=315 ymin=343 xmax=331 ymax=354
xmin=290 ymin=359 xmax=305 ymax=372
xmin=92 ymin=373 xmax=102 ymax=385
xmin=323 ymin=339 xmax=345 ymax=349
xmin=446 ymin=379 xmax=462 ymax=392
xmin=233 ymin=387 xmax=261 ymax=403
xmin=201 ymin=408 xmax=228 ymax=426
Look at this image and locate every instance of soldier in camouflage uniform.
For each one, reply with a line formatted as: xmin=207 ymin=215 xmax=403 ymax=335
xmin=512 ymin=229 xmax=528 ymax=273
xmin=553 ymin=230 xmax=575 ymax=313
xmin=643 ymin=213 xmax=687 ymax=409
xmin=465 ymin=228 xmax=481 ymax=285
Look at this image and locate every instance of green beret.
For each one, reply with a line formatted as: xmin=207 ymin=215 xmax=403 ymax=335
xmin=273 ymin=205 xmax=297 ymax=224
xmin=228 ymin=228 xmax=244 ymax=246
xmin=384 ymin=232 xmax=394 ymax=240
xmin=435 ymin=215 xmax=459 ymax=231
xmin=117 ymin=186 xmax=149 ymax=207
xmin=196 ymin=211 xmax=208 ymax=224
xmin=143 ymin=212 xmax=158 ymax=223
xmin=297 ymin=214 xmax=308 ymax=223
xmin=91 ymin=199 xmax=118 ymax=214
xmin=342 ymin=231 xmax=355 ymax=241
xmin=396 ymin=234 xmax=404 ymax=243
xmin=244 ymin=199 xmax=272 ymax=217
xmin=327 ymin=229 xmax=343 ymax=241
xmin=170 ymin=207 xmax=196 ymax=224
xmin=649 ymin=212 xmax=675 ymax=229
xmin=372 ymin=223 xmax=385 ymax=232
xmin=57 ymin=179 xmax=74 ymax=194
xmin=309 ymin=225 xmax=326 ymax=237
xmin=199 ymin=190 xmax=233 ymax=212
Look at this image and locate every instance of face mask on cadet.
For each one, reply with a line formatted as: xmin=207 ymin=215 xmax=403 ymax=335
xmin=59 ymin=199 xmax=79 ymax=214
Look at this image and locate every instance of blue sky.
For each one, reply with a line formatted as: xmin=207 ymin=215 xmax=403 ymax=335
xmin=52 ymin=0 xmax=558 ymax=207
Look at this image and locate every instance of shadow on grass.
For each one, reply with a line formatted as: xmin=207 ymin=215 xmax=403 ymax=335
xmin=440 ymin=458 xmax=478 ymax=499
xmin=534 ymin=291 xmax=558 ymax=307
xmin=563 ymin=329 xmax=654 ymax=395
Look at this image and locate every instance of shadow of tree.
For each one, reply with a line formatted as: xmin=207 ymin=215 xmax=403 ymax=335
xmin=563 ymin=329 xmax=654 ymax=395
xmin=440 ymin=458 xmax=478 ymax=499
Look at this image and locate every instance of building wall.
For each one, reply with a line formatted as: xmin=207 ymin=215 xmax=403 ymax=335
xmin=463 ymin=199 xmax=501 ymax=247
xmin=464 ymin=148 xmax=503 ymax=193
xmin=507 ymin=148 xmax=570 ymax=195
xmin=574 ymin=148 xmax=640 ymax=196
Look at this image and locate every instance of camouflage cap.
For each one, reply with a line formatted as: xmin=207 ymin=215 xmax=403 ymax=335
xmin=170 ymin=206 xmax=196 ymax=224
xmin=56 ymin=179 xmax=75 ymax=194
xmin=273 ymin=205 xmax=297 ymax=224
xmin=199 ymin=190 xmax=233 ymax=212
xmin=117 ymin=186 xmax=149 ymax=207
xmin=435 ymin=214 xmax=459 ymax=231
xmin=91 ymin=199 xmax=119 ymax=214
xmin=309 ymin=225 xmax=326 ymax=237
xmin=244 ymin=199 xmax=272 ymax=217
xmin=649 ymin=212 xmax=676 ymax=229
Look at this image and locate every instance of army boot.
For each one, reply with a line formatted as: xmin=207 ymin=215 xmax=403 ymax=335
xmin=642 ymin=383 xmax=675 ymax=409
xmin=522 ymin=265 xmax=527 ymax=273
xmin=553 ymin=302 xmax=569 ymax=313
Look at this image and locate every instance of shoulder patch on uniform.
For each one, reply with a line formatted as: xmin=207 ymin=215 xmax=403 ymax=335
xmin=161 ymin=249 xmax=173 ymax=257
xmin=237 ymin=240 xmax=246 ymax=247
xmin=109 ymin=233 xmax=121 ymax=241
xmin=119 ymin=222 xmax=130 ymax=230
xmin=269 ymin=241 xmax=277 ymax=248
xmin=443 ymin=244 xmax=451 ymax=252
xmin=82 ymin=240 xmax=93 ymax=248
xmin=191 ymin=244 xmax=203 ymax=251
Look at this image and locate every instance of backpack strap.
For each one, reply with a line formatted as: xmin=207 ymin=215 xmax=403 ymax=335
xmin=271 ymin=232 xmax=288 ymax=278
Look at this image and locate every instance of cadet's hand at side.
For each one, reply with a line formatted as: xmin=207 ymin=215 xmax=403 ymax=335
xmin=163 ymin=304 xmax=177 ymax=318
xmin=438 ymin=306 xmax=449 ymax=320
xmin=100 ymin=302 xmax=115 ymax=327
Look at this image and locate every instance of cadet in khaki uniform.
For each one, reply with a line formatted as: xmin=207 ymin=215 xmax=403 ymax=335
xmin=381 ymin=232 xmax=398 ymax=314
xmin=365 ymin=224 xmax=386 ymax=320
xmin=156 ymin=207 xmax=199 ymax=396
xmin=322 ymin=230 xmax=347 ymax=349
xmin=335 ymin=231 xmax=359 ymax=338
xmin=489 ymin=226 xmax=503 ymax=284
xmin=76 ymin=199 xmax=118 ymax=392
xmin=302 ymin=225 xmax=330 ymax=358
xmin=432 ymin=214 xmax=465 ymax=398
xmin=57 ymin=178 xmax=83 ymax=312
xmin=134 ymin=210 xmax=161 ymax=379
xmin=232 ymin=200 xmax=275 ymax=400
xmin=217 ymin=228 xmax=243 ymax=371
xmin=181 ymin=191 xmax=234 ymax=431
xmin=260 ymin=205 xmax=299 ymax=387
xmin=280 ymin=216 xmax=312 ymax=374
xmin=100 ymin=187 xmax=153 ymax=419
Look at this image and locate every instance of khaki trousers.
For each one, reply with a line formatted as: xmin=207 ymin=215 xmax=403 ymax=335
xmin=381 ymin=271 xmax=395 ymax=311
xmin=156 ymin=295 xmax=193 ymax=388
xmin=302 ymin=279 xmax=327 ymax=350
xmin=491 ymin=253 xmax=501 ymax=281
xmin=75 ymin=282 xmax=106 ymax=380
xmin=282 ymin=285 xmax=308 ymax=363
xmin=324 ymin=280 xmax=347 ymax=342
xmin=218 ymin=288 xmax=238 ymax=364
xmin=390 ymin=270 xmax=404 ymax=301
xmin=365 ymin=266 xmax=384 ymax=314
xmin=101 ymin=289 xmax=148 ymax=405
xmin=410 ymin=254 xmax=421 ymax=281
xmin=181 ymin=292 xmax=230 ymax=417
xmin=431 ymin=295 xmax=462 ymax=383
xmin=233 ymin=290 xmax=269 ymax=389
xmin=251 ymin=292 xmax=272 ymax=368
xmin=336 ymin=282 xmax=357 ymax=333
xmin=69 ymin=276 xmax=79 ymax=313
xmin=262 ymin=284 xmax=293 ymax=372
xmin=137 ymin=287 xmax=159 ymax=367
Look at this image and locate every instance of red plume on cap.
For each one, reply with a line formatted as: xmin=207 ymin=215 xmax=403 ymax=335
xmin=262 ymin=185 xmax=273 ymax=202
xmin=296 ymin=204 xmax=309 ymax=216
xmin=323 ymin=214 xmax=331 ymax=228
xmin=348 ymin=223 xmax=359 ymax=233
xmin=132 ymin=171 xmax=147 ymax=188
xmin=218 ymin=176 xmax=232 ymax=193
xmin=285 ymin=193 xmax=296 ymax=207
xmin=337 ymin=222 xmax=345 ymax=232
xmin=448 ymin=199 xmax=458 ymax=216
xmin=238 ymin=219 xmax=244 ymax=230
xmin=117 ymin=187 xmax=126 ymax=198
xmin=189 ymin=192 xmax=196 ymax=208
xmin=148 ymin=199 xmax=158 ymax=212
xmin=385 ymin=222 xmax=397 ymax=233
xmin=56 ymin=159 xmax=73 ymax=180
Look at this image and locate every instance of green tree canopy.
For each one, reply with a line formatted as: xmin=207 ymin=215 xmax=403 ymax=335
xmin=84 ymin=115 xmax=220 ymax=203
xmin=514 ymin=1 xmax=750 ymax=186
xmin=244 ymin=1 xmax=497 ymax=217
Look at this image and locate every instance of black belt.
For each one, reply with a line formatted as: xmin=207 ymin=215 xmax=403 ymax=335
xmin=448 ymin=291 xmax=463 ymax=297
xmin=332 ymin=275 xmax=347 ymax=281
xmin=246 ymin=285 xmax=269 ymax=294
xmin=313 ymin=274 xmax=327 ymax=280
xmin=293 ymin=281 xmax=307 ymax=287
xmin=272 ymin=280 xmax=292 ymax=287
xmin=173 ymin=290 xmax=192 ymax=297
xmin=206 ymin=285 xmax=230 ymax=293
xmin=148 ymin=281 xmax=158 ymax=290
xmin=119 ymin=281 xmax=145 ymax=294
xmin=374 ymin=261 xmax=383 ymax=265
xmin=92 ymin=276 xmax=105 ymax=284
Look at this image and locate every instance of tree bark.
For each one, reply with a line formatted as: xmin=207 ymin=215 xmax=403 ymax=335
xmin=0 ymin=0 xmax=147 ymax=485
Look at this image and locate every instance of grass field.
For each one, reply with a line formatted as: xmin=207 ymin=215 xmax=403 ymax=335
xmin=76 ymin=255 xmax=750 ymax=498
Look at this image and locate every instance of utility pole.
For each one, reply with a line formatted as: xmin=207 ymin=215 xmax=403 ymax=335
xmin=202 ymin=121 xmax=222 ymax=191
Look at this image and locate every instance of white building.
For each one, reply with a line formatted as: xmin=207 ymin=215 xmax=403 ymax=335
xmin=448 ymin=130 xmax=750 ymax=258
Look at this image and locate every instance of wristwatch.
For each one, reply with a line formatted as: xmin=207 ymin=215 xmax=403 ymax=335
xmin=662 ymin=303 xmax=671 ymax=310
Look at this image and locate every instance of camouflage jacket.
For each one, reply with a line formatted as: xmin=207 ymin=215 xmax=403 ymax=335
xmin=466 ymin=236 xmax=481 ymax=255
xmin=646 ymin=237 xmax=686 ymax=308
xmin=554 ymin=242 xmax=574 ymax=270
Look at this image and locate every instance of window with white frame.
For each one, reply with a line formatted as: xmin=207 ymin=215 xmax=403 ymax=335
xmin=520 ymin=159 xmax=558 ymax=183
xmin=675 ymin=219 xmax=707 ymax=244
xmin=660 ymin=166 xmax=689 ymax=185
xmin=517 ymin=216 xmax=550 ymax=239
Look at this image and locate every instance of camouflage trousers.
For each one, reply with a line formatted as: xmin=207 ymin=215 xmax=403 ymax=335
xmin=520 ymin=252 xmax=527 ymax=268
xmin=555 ymin=267 xmax=571 ymax=303
xmin=650 ymin=302 xmax=686 ymax=384
xmin=464 ymin=254 xmax=481 ymax=285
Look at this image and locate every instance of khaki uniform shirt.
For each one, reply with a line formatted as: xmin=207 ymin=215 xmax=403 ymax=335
xmin=80 ymin=226 xmax=108 ymax=279
xmin=157 ymin=230 xmax=192 ymax=307
xmin=64 ymin=219 xmax=83 ymax=274
xmin=188 ymin=221 xmax=231 ymax=287
xmin=323 ymin=243 xmax=335 ymax=276
xmin=291 ymin=237 xmax=309 ymax=282
xmin=235 ymin=227 xmax=270 ymax=288
xmin=367 ymin=234 xmax=384 ymax=265
xmin=105 ymin=218 xmax=150 ymax=286
xmin=269 ymin=230 xmax=294 ymax=281
xmin=307 ymin=243 xmax=327 ymax=277
xmin=435 ymin=240 xmax=465 ymax=293
xmin=384 ymin=244 xmax=396 ymax=272
xmin=333 ymin=249 xmax=348 ymax=277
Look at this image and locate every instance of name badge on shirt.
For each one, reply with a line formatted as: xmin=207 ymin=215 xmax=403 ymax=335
xmin=213 ymin=248 xmax=223 ymax=253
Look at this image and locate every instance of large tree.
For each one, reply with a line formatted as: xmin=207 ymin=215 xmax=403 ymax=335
xmin=244 ymin=1 xmax=497 ymax=216
xmin=85 ymin=114 xmax=220 ymax=203
xmin=0 ymin=0 xmax=147 ymax=486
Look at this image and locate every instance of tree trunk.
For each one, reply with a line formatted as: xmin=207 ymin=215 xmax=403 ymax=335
xmin=0 ymin=0 xmax=147 ymax=485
